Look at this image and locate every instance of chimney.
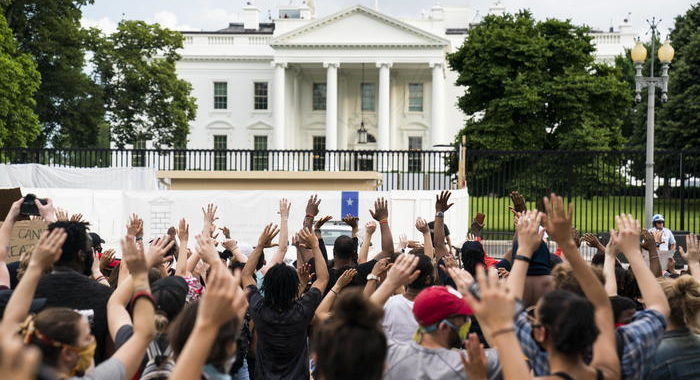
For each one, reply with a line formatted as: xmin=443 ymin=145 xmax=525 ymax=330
xmin=243 ymin=1 xmax=260 ymax=30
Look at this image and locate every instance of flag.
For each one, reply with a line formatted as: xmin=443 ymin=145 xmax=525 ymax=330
xmin=341 ymin=191 xmax=359 ymax=218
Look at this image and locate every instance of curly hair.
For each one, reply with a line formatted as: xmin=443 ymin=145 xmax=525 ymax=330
xmin=660 ymin=275 xmax=700 ymax=332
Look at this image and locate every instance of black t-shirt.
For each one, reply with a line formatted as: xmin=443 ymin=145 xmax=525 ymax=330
xmin=247 ymin=285 xmax=322 ymax=380
xmin=34 ymin=267 xmax=113 ymax=363
xmin=326 ymin=259 xmax=376 ymax=293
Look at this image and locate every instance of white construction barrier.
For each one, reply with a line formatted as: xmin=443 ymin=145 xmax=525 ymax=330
xmin=1 ymin=164 xmax=159 ymax=190
xmin=22 ymin=188 xmax=469 ymax=261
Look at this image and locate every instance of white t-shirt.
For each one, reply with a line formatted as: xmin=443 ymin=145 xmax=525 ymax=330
xmin=648 ymin=227 xmax=676 ymax=251
xmin=382 ymin=294 xmax=418 ymax=343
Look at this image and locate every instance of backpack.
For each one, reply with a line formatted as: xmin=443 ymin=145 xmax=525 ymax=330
xmin=140 ymin=334 xmax=175 ymax=380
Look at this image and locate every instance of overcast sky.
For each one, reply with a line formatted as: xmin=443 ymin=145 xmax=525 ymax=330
xmin=82 ymin=0 xmax=695 ymax=38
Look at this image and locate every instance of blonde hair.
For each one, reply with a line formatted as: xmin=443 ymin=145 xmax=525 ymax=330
xmin=660 ymin=275 xmax=700 ymax=332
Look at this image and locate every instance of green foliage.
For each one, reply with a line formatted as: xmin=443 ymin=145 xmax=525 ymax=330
xmin=86 ymin=20 xmax=197 ymax=149
xmin=4 ymin=0 xmax=105 ymax=148
xmin=447 ymin=11 xmax=631 ymax=151
xmin=0 ymin=8 xmax=40 ymax=147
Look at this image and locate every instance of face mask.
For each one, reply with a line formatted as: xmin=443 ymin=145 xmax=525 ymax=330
xmin=69 ymin=338 xmax=96 ymax=376
xmin=413 ymin=318 xmax=472 ymax=347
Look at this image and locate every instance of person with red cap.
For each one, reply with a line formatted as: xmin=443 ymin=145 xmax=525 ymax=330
xmin=370 ymin=254 xmax=502 ymax=380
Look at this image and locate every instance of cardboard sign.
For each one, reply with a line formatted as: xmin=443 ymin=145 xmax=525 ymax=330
xmin=0 ymin=219 xmax=48 ymax=263
xmin=0 ymin=187 xmax=23 ymax=221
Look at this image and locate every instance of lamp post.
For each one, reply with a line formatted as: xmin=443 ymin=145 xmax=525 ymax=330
xmin=632 ymin=18 xmax=674 ymax=228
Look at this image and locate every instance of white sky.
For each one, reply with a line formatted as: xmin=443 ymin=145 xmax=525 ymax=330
xmin=81 ymin=0 xmax=695 ymax=39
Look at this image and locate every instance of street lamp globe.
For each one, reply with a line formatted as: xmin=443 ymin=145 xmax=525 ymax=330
xmin=658 ymin=39 xmax=675 ymax=63
xmin=631 ymin=40 xmax=647 ymax=63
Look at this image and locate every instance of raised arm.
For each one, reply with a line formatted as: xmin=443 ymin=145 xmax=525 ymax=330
xmin=170 ymin=264 xmax=248 ymax=380
xmin=0 ymin=198 xmax=24 ymax=288
xmin=614 ymin=214 xmax=670 ymax=317
xmin=201 ymin=204 xmax=219 ymax=236
xmin=369 ymin=254 xmax=420 ymax=307
xmin=680 ymin=234 xmax=700 ymax=284
xmin=582 ymin=233 xmax=606 ymax=256
xmin=36 ymin=198 xmax=57 ymax=223
xmin=263 ymin=199 xmax=290 ymax=272
xmin=299 ymin=227 xmax=329 ymax=292
xmin=314 ymin=268 xmax=357 ymax=323
xmin=433 ymin=191 xmax=454 ymax=260
xmin=505 ymin=210 xmax=544 ymax=299
xmin=641 ymin=230 xmax=663 ymax=278
xmin=242 ymin=224 xmax=279 ymax=288
xmin=358 ymin=221 xmax=376 ymax=264
xmin=543 ymin=194 xmax=619 ymax=379
xmin=0 ymin=228 xmax=66 ymax=333
xmin=416 ymin=217 xmax=434 ymax=258
xmin=369 ymin=197 xmax=394 ymax=260
xmin=603 ymin=235 xmax=618 ymax=296
xmin=175 ymin=218 xmax=189 ymax=277
xmin=363 ymin=259 xmax=390 ymax=298
xmin=304 ymin=195 xmax=320 ymax=230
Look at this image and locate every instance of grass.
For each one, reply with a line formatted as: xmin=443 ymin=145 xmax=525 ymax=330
xmin=470 ymin=196 xmax=700 ymax=233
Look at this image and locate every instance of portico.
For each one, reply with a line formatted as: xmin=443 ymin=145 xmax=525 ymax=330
xmin=269 ymin=6 xmax=450 ymax=151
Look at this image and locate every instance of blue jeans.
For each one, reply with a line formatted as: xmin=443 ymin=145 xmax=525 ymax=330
xmin=232 ymin=359 xmax=250 ymax=380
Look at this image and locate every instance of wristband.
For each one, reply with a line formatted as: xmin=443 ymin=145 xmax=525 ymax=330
xmin=379 ymin=218 xmax=389 ymax=225
xmin=330 ymin=289 xmax=339 ymax=296
xmin=435 ymin=211 xmax=445 ymax=218
xmin=129 ymin=290 xmax=156 ymax=311
xmin=135 ymin=236 xmax=143 ymax=241
xmin=305 ymin=214 xmax=315 ymax=219
xmin=490 ymin=327 xmax=515 ymax=339
xmin=514 ymin=255 xmax=531 ymax=263
xmin=94 ymin=276 xmax=106 ymax=283
xmin=367 ymin=274 xmax=380 ymax=282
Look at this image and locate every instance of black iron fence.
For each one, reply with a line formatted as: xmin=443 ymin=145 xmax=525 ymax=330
xmin=467 ymin=150 xmax=700 ymax=236
xmin=0 ymin=147 xmax=456 ymax=191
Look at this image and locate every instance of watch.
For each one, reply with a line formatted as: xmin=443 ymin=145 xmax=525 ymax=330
xmin=435 ymin=211 xmax=445 ymax=218
xmin=366 ymin=274 xmax=380 ymax=282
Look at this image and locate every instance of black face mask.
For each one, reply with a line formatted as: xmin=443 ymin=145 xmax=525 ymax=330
xmin=449 ymin=326 xmax=463 ymax=349
xmin=82 ymin=249 xmax=94 ymax=276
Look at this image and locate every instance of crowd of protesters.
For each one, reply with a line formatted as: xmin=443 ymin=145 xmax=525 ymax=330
xmin=0 ymin=189 xmax=698 ymax=380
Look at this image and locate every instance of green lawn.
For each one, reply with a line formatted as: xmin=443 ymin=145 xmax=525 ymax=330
xmin=470 ymin=196 xmax=700 ymax=233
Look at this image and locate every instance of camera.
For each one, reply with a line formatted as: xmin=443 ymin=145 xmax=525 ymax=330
xmin=20 ymin=194 xmax=48 ymax=216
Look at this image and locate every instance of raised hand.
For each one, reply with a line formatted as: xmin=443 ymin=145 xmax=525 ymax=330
xmin=305 ymin=194 xmax=321 ymax=218
xmin=147 ymin=236 xmax=175 ymax=269
xmin=399 ymin=234 xmax=408 ymax=250
xmin=680 ymin=234 xmax=699 ymax=264
xmin=542 ymin=193 xmax=574 ymax=245
xmin=194 ymin=234 xmax=219 ymax=265
xmin=178 ymin=218 xmax=190 ymax=242
xmin=199 ymin=264 xmax=248 ymax=328
xmin=297 ymin=263 xmax=311 ymax=286
xmin=385 ymin=253 xmax=420 ymax=286
xmin=218 ymin=226 xmax=231 ymax=240
xmin=298 ymin=227 xmax=319 ymax=249
xmin=415 ymin=217 xmax=429 ymax=234
xmin=640 ymin=230 xmax=655 ymax=251
xmin=222 ymin=239 xmax=238 ymax=252
xmin=29 ymin=228 xmax=66 ymax=271
xmin=605 ymin=232 xmax=619 ymax=258
xmin=446 ymin=266 xmax=474 ymax=296
xmin=369 ymin=197 xmax=389 ymax=221
xmin=100 ymin=249 xmax=116 ymax=273
xmin=314 ymin=216 xmax=332 ymax=231
xmin=365 ymin=221 xmax=377 ymax=235
xmin=462 ymin=266 xmax=515 ymax=334
xmin=202 ymin=204 xmax=219 ymax=226
xmin=278 ymin=198 xmax=291 ymax=220
xmin=292 ymin=234 xmax=309 ymax=250
xmin=342 ymin=214 xmax=359 ymax=229
xmin=435 ymin=191 xmax=454 ymax=213
xmin=371 ymin=258 xmax=391 ymax=277
xmin=36 ymin=198 xmax=56 ymax=222
xmin=69 ymin=213 xmax=84 ymax=223
xmin=611 ymin=214 xmax=641 ymax=257
xmin=461 ymin=333 xmax=488 ymax=380
xmin=54 ymin=208 xmax=69 ymax=222
xmin=470 ymin=212 xmax=486 ymax=238
xmin=516 ymin=209 xmax=544 ymax=257
xmin=334 ymin=268 xmax=357 ymax=290
xmin=258 ymin=224 xmax=281 ymax=248
xmin=0 ymin=335 xmax=41 ymax=380
xmin=121 ymin=235 xmax=147 ymax=276
xmin=583 ymin=233 xmax=604 ymax=250
xmin=126 ymin=213 xmax=144 ymax=238
xmin=509 ymin=191 xmax=527 ymax=213
xmin=442 ymin=254 xmax=458 ymax=269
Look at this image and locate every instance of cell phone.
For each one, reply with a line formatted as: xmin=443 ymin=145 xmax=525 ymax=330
xmin=468 ymin=281 xmax=523 ymax=315
xmin=20 ymin=194 xmax=48 ymax=216
xmin=475 ymin=213 xmax=486 ymax=225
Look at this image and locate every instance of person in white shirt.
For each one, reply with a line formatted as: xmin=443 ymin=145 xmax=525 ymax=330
xmin=649 ymin=214 xmax=676 ymax=251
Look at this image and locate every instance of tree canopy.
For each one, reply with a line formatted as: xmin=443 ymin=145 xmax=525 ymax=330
xmin=447 ymin=10 xmax=631 ymax=151
xmin=86 ymin=20 xmax=196 ymax=149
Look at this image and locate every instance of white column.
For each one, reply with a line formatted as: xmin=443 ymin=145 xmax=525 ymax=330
xmin=324 ymin=62 xmax=339 ymax=150
xmin=377 ymin=62 xmax=392 ymax=150
xmin=272 ymin=62 xmax=287 ymax=150
xmin=430 ymin=62 xmax=446 ymax=147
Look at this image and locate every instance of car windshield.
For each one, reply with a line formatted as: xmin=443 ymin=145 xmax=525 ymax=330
xmin=320 ymin=229 xmax=351 ymax=247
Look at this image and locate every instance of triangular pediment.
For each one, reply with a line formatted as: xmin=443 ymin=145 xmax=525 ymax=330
xmin=271 ymin=5 xmax=449 ymax=48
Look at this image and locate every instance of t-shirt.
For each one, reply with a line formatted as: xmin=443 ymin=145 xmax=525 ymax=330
xmin=68 ymin=357 xmax=125 ymax=380
xmin=382 ymin=294 xmax=418 ymax=343
xmin=35 ymin=267 xmax=113 ymax=364
xmin=384 ymin=340 xmax=501 ymax=380
xmin=247 ymin=285 xmax=322 ymax=380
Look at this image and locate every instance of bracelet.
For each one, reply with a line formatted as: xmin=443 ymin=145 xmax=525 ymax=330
xmin=379 ymin=218 xmax=389 ymax=225
xmin=514 ymin=255 xmax=531 ymax=263
xmin=94 ymin=275 xmax=106 ymax=283
xmin=305 ymin=214 xmax=315 ymax=219
xmin=330 ymin=289 xmax=339 ymax=296
xmin=490 ymin=327 xmax=515 ymax=339
xmin=129 ymin=290 xmax=156 ymax=311
xmin=135 ymin=236 xmax=143 ymax=241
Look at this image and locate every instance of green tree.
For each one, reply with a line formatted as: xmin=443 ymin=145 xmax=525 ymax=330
xmin=4 ymin=0 xmax=105 ymax=148
xmin=86 ymin=20 xmax=196 ymax=149
xmin=0 ymin=6 xmax=40 ymax=147
xmin=447 ymin=11 xmax=630 ymax=151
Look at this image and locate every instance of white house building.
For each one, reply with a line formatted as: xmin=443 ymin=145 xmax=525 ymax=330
xmin=174 ymin=1 xmax=636 ymax=153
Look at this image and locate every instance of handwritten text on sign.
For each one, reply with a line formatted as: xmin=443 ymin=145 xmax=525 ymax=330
xmin=0 ymin=220 xmax=48 ymax=263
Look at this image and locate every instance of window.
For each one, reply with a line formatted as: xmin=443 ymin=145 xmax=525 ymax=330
xmin=213 ymin=135 xmax=227 ymax=170
xmin=312 ymin=136 xmax=326 ymax=171
xmin=361 ymin=83 xmax=376 ymax=111
xmin=214 ymin=82 xmax=227 ymax=109
xmin=252 ymin=135 xmax=268 ymax=170
xmin=408 ymin=136 xmax=422 ymax=172
xmin=408 ymin=83 xmax=424 ymax=112
xmin=132 ymin=139 xmax=146 ymax=167
xmin=254 ymin=82 xmax=268 ymax=110
xmin=313 ymin=83 xmax=327 ymax=111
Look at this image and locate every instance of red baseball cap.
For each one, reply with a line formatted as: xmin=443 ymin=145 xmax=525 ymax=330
xmin=412 ymin=286 xmax=473 ymax=327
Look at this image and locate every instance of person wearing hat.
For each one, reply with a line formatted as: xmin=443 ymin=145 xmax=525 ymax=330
xmin=648 ymin=214 xmax=676 ymax=251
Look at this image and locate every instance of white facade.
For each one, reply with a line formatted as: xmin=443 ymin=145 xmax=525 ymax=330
xmin=175 ymin=2 xmax=636 ymax=152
